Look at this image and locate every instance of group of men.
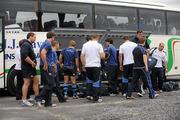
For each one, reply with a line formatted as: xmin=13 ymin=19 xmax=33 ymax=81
xmin=15 ymin=30 xmax=167 ymax=107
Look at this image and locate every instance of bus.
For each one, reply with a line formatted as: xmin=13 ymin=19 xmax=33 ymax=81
xmin=0 ymin=0 xmax=180 ymax=95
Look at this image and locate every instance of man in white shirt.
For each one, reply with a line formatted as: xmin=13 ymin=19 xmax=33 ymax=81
xmin=151 ymin=42 xmax=167 ymax=92
xmin=15 ymin=39 xmax=26 ymax=100
xmin=119 ymin=36 xmax=139 ymax=96
xmin=81 ymin=33 xmax=105 ymax=102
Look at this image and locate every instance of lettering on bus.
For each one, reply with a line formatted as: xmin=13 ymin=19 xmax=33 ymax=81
xmin=5 ymin=39 xmax=43 ymax=49
xmin=5 ymin=53 xmax=40 ymax=60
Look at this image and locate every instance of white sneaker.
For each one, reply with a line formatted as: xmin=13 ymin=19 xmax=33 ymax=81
xmin=159 ymin=90 xmax=163 ymax=93
xmin=155 ymin=93 xmax=159 ymax=97
xmin=36 ymin=101 xmax=42 ymax=107
xmin=137 ymin=92 xmax=143 ymax=97
xmin=86 ymin=96 xmax=93 ymax=100
xmin=21 ymin=100 xmax=33 ymax=107
xmin=97 ymin=98 xmax=103 ymax=103
xmin=51 ymin=104 xmax=57 ymax=107
xmin=122 ymin=93 xmax=127 ymax=97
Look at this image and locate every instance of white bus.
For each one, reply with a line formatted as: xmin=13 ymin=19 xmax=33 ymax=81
xmin=0 ymin=0 xmax=180 ymax=95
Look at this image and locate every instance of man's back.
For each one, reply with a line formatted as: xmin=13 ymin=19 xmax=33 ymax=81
xmin=119 ymin=41 xmax=137 ymax=65
xmin=133 ymin=45 xmax=146 ymax=68
xmin=61 ymin=47 xmax=78 ymax=67
xmin=81 ymin=41 xmax=103 ymax=67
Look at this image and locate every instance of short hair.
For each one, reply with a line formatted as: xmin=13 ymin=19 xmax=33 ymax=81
xmin=69 ymin=40 xmax=76 ymax=47
xmin=136 ymin=30 xmax=143 ymax=34
xmin=123 ymin=36 xmax=129 ymax=40
xmin=27 ymin=32 xmax=35 ymax=39
xmin=86 ymin=35 xmax=91 ymax=41
xmin=91 ymin=33 xmax=100 ymax=40
xmin=46 ymin=32 xmax=56 ymax=39
xmin=105 ymin=38 xmax=113 ymax=44
xmin=19 ymin=39 xmax=26 ymax=47
xmin=51 ymin=40 xmax=59 ymax=47
xmin=138 ymin=36 xmax=146 ymax=44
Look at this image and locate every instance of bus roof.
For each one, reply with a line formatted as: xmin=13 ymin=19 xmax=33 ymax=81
xmin=53 ymin=0 xmax=180 ymax=12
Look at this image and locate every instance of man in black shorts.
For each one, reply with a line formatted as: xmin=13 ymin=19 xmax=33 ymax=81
xmin=21 ymin=32 xmax=39 ymax=106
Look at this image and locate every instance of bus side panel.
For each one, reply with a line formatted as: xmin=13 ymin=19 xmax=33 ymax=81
xmin=0 ymin=52 xmax=4 ymax=88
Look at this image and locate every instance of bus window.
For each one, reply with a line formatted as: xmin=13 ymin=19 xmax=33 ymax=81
xmin=167 ymin=12 xmax=180 ymax=35
xmin=16 ymin=12 xmax=38 ymax=31
xmin=95 ymin=5 xmax=137 ymax=30
xmin=41 ymin=1 xmax=93 ymax=30
xmin=0 ymin=18 xmax=2 ymax=51
xmin=139 ymin=9 xmax=166 ymax=34
xmin=0 ymin=1 xmax=38 ymax=31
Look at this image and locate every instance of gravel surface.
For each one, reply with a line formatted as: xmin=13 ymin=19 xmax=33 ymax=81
xmin=0 ymin=90 xmax=180 ymax=120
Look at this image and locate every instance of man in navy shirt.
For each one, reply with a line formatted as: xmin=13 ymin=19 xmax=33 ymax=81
xmin=35 ymin=32 xmax=57 ymax=107
xmin=59 ymin=40 xmax=79 ymax=99
xmin=21 ymin=33 xmax=39 ymax=107
xmin=104 ymin=38 xmax=118 ymax=95
xmin=126 ymin=37 xmax=158 ymax=99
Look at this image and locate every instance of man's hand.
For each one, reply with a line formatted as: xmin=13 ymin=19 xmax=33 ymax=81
xmin=119 ymin=66 xmax=123 ymax=71
xmin=43 ymin=63 xmax=48 ymax=71
xmin=31 ymin=62 xmax=36 ymax=68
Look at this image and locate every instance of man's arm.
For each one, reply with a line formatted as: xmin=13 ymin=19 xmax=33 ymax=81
xmin=119 ymin=53 xmax=123 ymax=71
xmin=100 ymin=52 xmax=105 ymax=60
xmin=25 ymin=57 xmax=36 ymax=68
xmin=41 ymin=48 xmax=48 ymax=71
xmin=143 ymin=54 xmax=148 ymax=71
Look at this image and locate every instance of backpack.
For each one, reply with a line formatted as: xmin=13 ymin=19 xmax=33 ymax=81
xmin=148 ymin=47 xmax=158 ymax=70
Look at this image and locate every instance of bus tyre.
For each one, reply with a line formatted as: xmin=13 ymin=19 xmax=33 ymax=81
xmin=7 ymin=66 xmax=16 ymax=95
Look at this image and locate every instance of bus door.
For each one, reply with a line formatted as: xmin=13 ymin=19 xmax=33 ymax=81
xmin=0 ymin=16 xmax=5 ymax=89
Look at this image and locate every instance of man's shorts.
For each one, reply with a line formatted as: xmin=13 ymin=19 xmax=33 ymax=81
xmin=85 ymin=67 xmax=101 ymax=81
xmin=22 ymin=66 xmax=37 ymax=78
xmin=63 ymin=66 xmax=76 ymax=76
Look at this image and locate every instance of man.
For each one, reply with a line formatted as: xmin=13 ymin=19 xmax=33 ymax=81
xmin=151 ymin=42 xmax=167 ymax=92
xmin=119 ymin=36 xmax=137 ymax=96
xmin=133 ymin=30 xmax=149 ymax=49
xmin=81 ymin=33 xmax=105 ymax=102
xmin=104 ymin=38 xmax=118 ymax=95
xmin=35 ymin=32 xmax=57 ymax=107
xmin=15 ymin=39 xmax=25 ymax=100
xmin=21 ymin=33 xmax=39 ymax=106
xmin=59 ymin=40 xmax=79 ymax=99
xmin=126 ymin=37 xmax=158 ymax=99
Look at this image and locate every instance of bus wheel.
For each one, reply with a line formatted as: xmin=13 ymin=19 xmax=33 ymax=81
xmin=7 ymin=66 xmax=17 ymax=95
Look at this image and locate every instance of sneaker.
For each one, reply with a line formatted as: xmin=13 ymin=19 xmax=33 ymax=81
xmin=97 ymin=98 xmax=103 ymax=103
xmin=110 ymin=93 xmax=116 ymax=97
xmin=159 ymin=90 xmax=163 ymax=93
xmin=51 ymin=104 xmax=57 ymax=107
xmin=64 ymin=95 xmax=68 ymax=100
xmin=73 ymin=95 xmax=79 ymax=99
xmin=155 ymin=93 xmax=159 ymax=97
xmin=86 ymin=96 xmax=93 ymax=100
xmin=122 ymin=93 xmax=127 ymax=97
xmin=36 ymin=101 xmax=42 ymax=107
xmin=137 ymin=92 xmax=143 ymax=97
xmin=126 ymin=96 xmax=135 ymax=99
xmin=21 ymin=100 xmax=33 ymax=107
xmin=52 ymin=93 xmax=57 ymax=97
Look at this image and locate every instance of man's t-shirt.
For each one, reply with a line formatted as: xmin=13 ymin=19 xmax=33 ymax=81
xmin=151 ymin=49 xmax=167 ymax=68
xmin=133 ymin=45 xmax=147 ymax=68
xmin=60 ymin=47 xmax=78 ymax=68
xmin=105 ymin=44 xmax=118 ymax=66
xmin=81 ymin=41 xmax=104 ymax=67
xmin=21 ymin=40 xmax=36 ymax=69
xmin=119 ymin=41 xmax=137 ymax=65
xmin=40 ymin=40 xmax=52 ymax=66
